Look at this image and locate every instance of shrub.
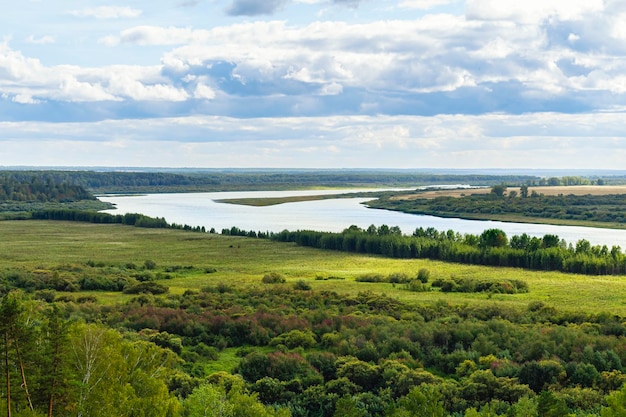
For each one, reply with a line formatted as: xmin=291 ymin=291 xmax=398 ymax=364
xmin=407 ymin=280 xmax=428 ymax=292
xmin=123 ymin=281 xmax=169 ymax=295
xmin=76 ymin=295 xmax=98 ymax=303
xmin=388 ymin=272 xmax=411 ymax=284
xmin=293 ymin=280 xmax=311 ymax=290
xmin=262 ymin=272 xmax=286 ymax=284
xmin=356 ymin=273 xmax=385 ymax=283
xmin=417 ymin=268 xmax=430 ymax=283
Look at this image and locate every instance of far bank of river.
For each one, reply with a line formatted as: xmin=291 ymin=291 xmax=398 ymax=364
xmin=99 ymin=190 xmax=626 ymax=248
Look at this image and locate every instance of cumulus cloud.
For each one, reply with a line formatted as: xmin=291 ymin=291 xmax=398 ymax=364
xmin=68 ymin=6 xmax=142 ymax=19
xmin=6 ymin=0 xmax=626 ymax=124
xmin=0 ymin=43 xmax=188 ymax=103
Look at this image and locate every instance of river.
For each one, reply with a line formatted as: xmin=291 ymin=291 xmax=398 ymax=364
xmin=98 ymin=190 xmax=626 ymax=248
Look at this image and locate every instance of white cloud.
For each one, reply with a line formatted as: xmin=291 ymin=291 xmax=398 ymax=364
xmin=318 ymin=82 xmax=343 ymax=95
xmin=0 ymin=42 xmax=192 ymax=103
xmin=56 ymin=75 xmax=117 ymax=102
xmin=466 ymin=0 xmax=604 ymax=24
xmin=12 ymin=94 xmax=40 ymax=104
xmin=194 ymin=83 xmax=216 ymax=99
xmin=69 ymin=6 xmax=142 ymax=19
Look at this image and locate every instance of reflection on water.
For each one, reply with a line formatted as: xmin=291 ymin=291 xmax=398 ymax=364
xmin=99 ymin=190 xmax=626 ymax=248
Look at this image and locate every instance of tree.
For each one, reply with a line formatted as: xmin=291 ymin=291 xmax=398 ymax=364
xmin=334 ymin=396 xmax=366 ymax=417
xmin=602 ymin=383 xmax=626 ymax=417
xmin=183 ymin=384 xmax=233 ymax=417
xmin=520 ymin=184 xmax=529 ymax=198
xmin=490 ymin=185 xmax=507 ymax=197
xmin=479 ymin=229 xmax=508 ymax=248
xmin=71 ymin=323 xmax=179 ymax=417
xmin=40 ymin=304 xmax=75 ymax=417
xmin=390 ymin=385 xmax=445 ymax=417
xmin=0 ymin=291 xmax=36 ymax=416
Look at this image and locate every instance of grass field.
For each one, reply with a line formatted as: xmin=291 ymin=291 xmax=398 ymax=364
xmin=393 ymin=185 xmax=626 ymax=199
xmin=3 ymin=220 xmax=626 ymax=315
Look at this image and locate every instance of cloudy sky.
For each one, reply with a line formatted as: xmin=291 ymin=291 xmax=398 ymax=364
xmin=1 ymin=0 xmax=626 ymax=169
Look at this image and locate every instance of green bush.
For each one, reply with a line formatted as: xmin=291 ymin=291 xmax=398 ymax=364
xmin=262 ymin=272 xmax=286 ymax=284
xmin=417 ymin=268 xmax=430 ymax=283
xmin=123 ymin=281 xmax=169 ymax=295
xmin=293 ymin=280 xmax=311 ymax=290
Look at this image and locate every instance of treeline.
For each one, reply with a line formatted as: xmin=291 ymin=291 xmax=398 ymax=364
xmin=31 ymin=209 xmax=169 ymax=228
xmin=0 ymin=170 xmax=543 ymax=193
xmin=0 ymin=172 xmax=94 ymax=202
xmin=369 ymin=192 xmax=626 ymax=225
xmin=271 ymin=225 xmax=626 ymax=275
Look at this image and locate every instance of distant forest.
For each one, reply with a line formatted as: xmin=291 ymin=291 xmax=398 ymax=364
xmin=2 ymin=169 xmax=624 ymax=196
xmin=0 ymin=172 xmax=94 ymax=202
xmin=0 ymin=170 xmax=544 ymax=194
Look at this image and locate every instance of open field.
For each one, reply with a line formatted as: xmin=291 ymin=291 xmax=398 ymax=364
xmin=3 ymin=220 xmax=626 ymax=315
xmin=394 ymin=185 xmax=626 ymax=200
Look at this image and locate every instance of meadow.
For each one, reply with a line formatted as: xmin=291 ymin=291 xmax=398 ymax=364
xmin=3 ymin=220 xmax=626 ymax=315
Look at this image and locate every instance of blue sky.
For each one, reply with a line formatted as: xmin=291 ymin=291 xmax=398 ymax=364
xmin=1 ymin=0 xmax=626 ymax=169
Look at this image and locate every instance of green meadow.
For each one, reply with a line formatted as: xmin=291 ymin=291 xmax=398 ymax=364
xmin=3 ymin=220 xmax=626 ymax=315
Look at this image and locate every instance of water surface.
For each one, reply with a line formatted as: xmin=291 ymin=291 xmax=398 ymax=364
xmin=99 ymin=190 xmax=626 ymax=248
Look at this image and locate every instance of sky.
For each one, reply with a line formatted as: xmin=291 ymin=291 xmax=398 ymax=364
xmin=1 ymin=0 xmax=626 ymax=169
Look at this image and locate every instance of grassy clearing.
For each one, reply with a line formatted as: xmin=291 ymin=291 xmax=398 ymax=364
xmin=3 ymin=220 xmax=626 ymax=314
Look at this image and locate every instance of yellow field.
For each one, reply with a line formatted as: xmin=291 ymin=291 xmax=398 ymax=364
xmin=394 ymin=185 xmax=626 ymax=200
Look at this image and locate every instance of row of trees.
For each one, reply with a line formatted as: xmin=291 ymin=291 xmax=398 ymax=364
xmin=271 ymin=225 xmax=626 ymax=275
xmin=31 ymin=209 xmax=169 ymax=228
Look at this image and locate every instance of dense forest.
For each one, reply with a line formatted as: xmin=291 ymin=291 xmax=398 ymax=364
xmin=368 ymin=190 xmax=626 ymax=225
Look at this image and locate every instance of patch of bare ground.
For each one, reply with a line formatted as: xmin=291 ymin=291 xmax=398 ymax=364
xmin=393 ymin=185 xmax=626 ymax=200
